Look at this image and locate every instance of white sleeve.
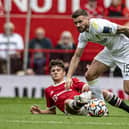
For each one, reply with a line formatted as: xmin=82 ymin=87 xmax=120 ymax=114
xmin=77 ymin=33 xmax=88 ymax=48
xmin=89 ymin=19 xmax=118 ymax=35
xmin=16 ymin=34 xmax=24 ymax=50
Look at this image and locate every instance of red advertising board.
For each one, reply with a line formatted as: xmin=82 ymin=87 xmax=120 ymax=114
xmin=0 ymin=0 xmax=106 ymax=14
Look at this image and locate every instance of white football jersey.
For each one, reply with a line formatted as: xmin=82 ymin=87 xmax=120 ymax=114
xmin=78 ymin=18 xmax=129 ymax=55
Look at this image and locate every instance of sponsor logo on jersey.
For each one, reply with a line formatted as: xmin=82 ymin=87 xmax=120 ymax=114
xmin=52 ymin=89 xmax=72 ymax=102
xmin=92 ymin=21 xmax=99 ymax=30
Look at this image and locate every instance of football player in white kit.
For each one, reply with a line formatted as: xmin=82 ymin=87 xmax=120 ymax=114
xmin=65 ymin=9 xmax=129 ymax=99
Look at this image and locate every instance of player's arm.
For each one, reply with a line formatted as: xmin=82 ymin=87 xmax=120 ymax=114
xmin=30 ymin=105 xmax=56 ymax=114
xmin=117 ymin=25 xmax=129 ymax=38
xmin=30 ymin=88 xmax=56 ymax=114
xmin=90 ymin=19 xmax=118 ymax=35
xmin=92 ymin=19 xmax=129 ymax=38
xmin=72 ymin=78 xmax=89 ymax=92
xmin=65 ymin=48 xmax=84 ymax=89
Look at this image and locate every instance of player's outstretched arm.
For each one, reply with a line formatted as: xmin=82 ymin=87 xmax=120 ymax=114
xmin=30 ymin=105 xmax=56 ymax=114
xmin=117 ymin=25 xmax=129 ymax=38
xmin=65 ymin=48 xmax=84 ymax=89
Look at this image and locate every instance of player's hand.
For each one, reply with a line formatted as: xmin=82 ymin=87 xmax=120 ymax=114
xmin=65 ymin=77 xmax=73 ymax=90
xmin=30 ymin=105 xmax=41 ymax=114
xmin=82 ymin=84 xmax=89 ymax=92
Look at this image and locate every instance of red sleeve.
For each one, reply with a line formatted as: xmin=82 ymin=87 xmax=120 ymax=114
xmin=71 ymin=78 xmax=85 ymax=92
xmin=45 ymin=87 xmax=56 ymax=109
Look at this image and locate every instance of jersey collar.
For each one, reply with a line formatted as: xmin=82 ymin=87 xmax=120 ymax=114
xmin=53 ymin=80 xmax=65 ymax=87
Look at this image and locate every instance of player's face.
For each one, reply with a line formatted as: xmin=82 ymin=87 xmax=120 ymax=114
xmin=50 ymin=66 xmax=65 ymax=83
xmin=73 ymin=15 xmax=89 ymax=33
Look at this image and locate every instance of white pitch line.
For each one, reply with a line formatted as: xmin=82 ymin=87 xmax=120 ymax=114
xmin=0 ymin=120 xmax=129 ymax=126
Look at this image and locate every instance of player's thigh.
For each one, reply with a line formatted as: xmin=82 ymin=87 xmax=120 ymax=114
xmin=123 ymin=80 xmax=129 ymax=95
xmin=123 ymin=61 xmax=129 ymax=94
xmin=85 ymin=48 xmax=114 ymax=81
xmin=85 ymin=60 xmax=109 ymax=81
xmin=115 ymin=57 xmax=129 ymax=94
xmin=118 ymin=63 xmax=129 ymax=95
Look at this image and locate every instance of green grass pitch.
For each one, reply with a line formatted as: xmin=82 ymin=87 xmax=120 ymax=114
xmin=0 ymin=98 xmax=129 ymax=129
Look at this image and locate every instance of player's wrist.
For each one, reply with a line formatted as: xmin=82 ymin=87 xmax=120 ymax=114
xmin=66 ymin=75 xmax=72 ymax=79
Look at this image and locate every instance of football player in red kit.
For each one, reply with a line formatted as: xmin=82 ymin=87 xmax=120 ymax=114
xmin=30 ymin=59 xmax=129 ymax=115
xmin=45 ymin=77 xmax=90 ymax=113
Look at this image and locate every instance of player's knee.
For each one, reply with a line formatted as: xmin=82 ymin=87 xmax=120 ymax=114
xmin=124 ymin=88 xmax=129 ymax=95
xmin=64 ymin=99 xmax=73 ymax=109
xmin=64 ymin=99 xmax=70 ymax=106
xmin=124 ymin=81 xmax=129 ymax=95
xmin=85 ymin=72 xmax=93 ymax=81
xmin=102 ymin=90 xmax=108 ymax=99
xmin=85 ymin=71 xmax=98 ymax=81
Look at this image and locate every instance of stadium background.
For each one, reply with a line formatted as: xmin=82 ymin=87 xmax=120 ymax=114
xmin=0 ymin=0 xmax=129 ymax=99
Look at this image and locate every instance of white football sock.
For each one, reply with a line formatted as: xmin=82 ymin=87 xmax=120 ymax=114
xmin=88 ymin=79 xmax=104 ymax=100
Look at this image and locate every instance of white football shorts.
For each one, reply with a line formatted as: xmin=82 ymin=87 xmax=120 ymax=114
xmin=95 ymin=47 xmax=129 ymax=80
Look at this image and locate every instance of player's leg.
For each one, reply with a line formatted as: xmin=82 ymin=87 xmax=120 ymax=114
xmin=64 ymin=99 xmax=83 ymax=114
xmin=85 ymin=59 xmax=109 ymax=81
xmin=85 ymin=59 xmax=109 ymax=100
xmin=103 ymin=89 xmax=129 ymax=113
xmin=115 ymin=59 xmax=129 ymax=95
xmin=85 ymin=47 xmax=113 ymax=81
xmin=119 ymin=62 xmax=129 ymax=95
xmin=124 ymin=80 xmax=129 ymax=95
xmin=85 ymin=48 xmax=114 ymax=100
xmin=64 ymin=92 xmax=92 ymax=115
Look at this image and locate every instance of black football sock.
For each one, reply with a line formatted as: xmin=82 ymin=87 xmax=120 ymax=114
xmin=72 ymin=100 xmax=85 ymax=110
xmin=105 ymin=92 xmax=129 ymax=113
xmin=119 ymin=101 xmax=129 ymax=113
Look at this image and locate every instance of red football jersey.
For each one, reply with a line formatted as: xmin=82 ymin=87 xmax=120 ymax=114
xmin=45 ymin=78 xmax=85 ymax=112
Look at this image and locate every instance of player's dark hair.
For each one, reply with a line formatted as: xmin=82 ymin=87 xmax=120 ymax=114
xmin=49 ymin=59 xmax=65 ymax=71
xmin=72 ymin=9 xmax=88 ymax=18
